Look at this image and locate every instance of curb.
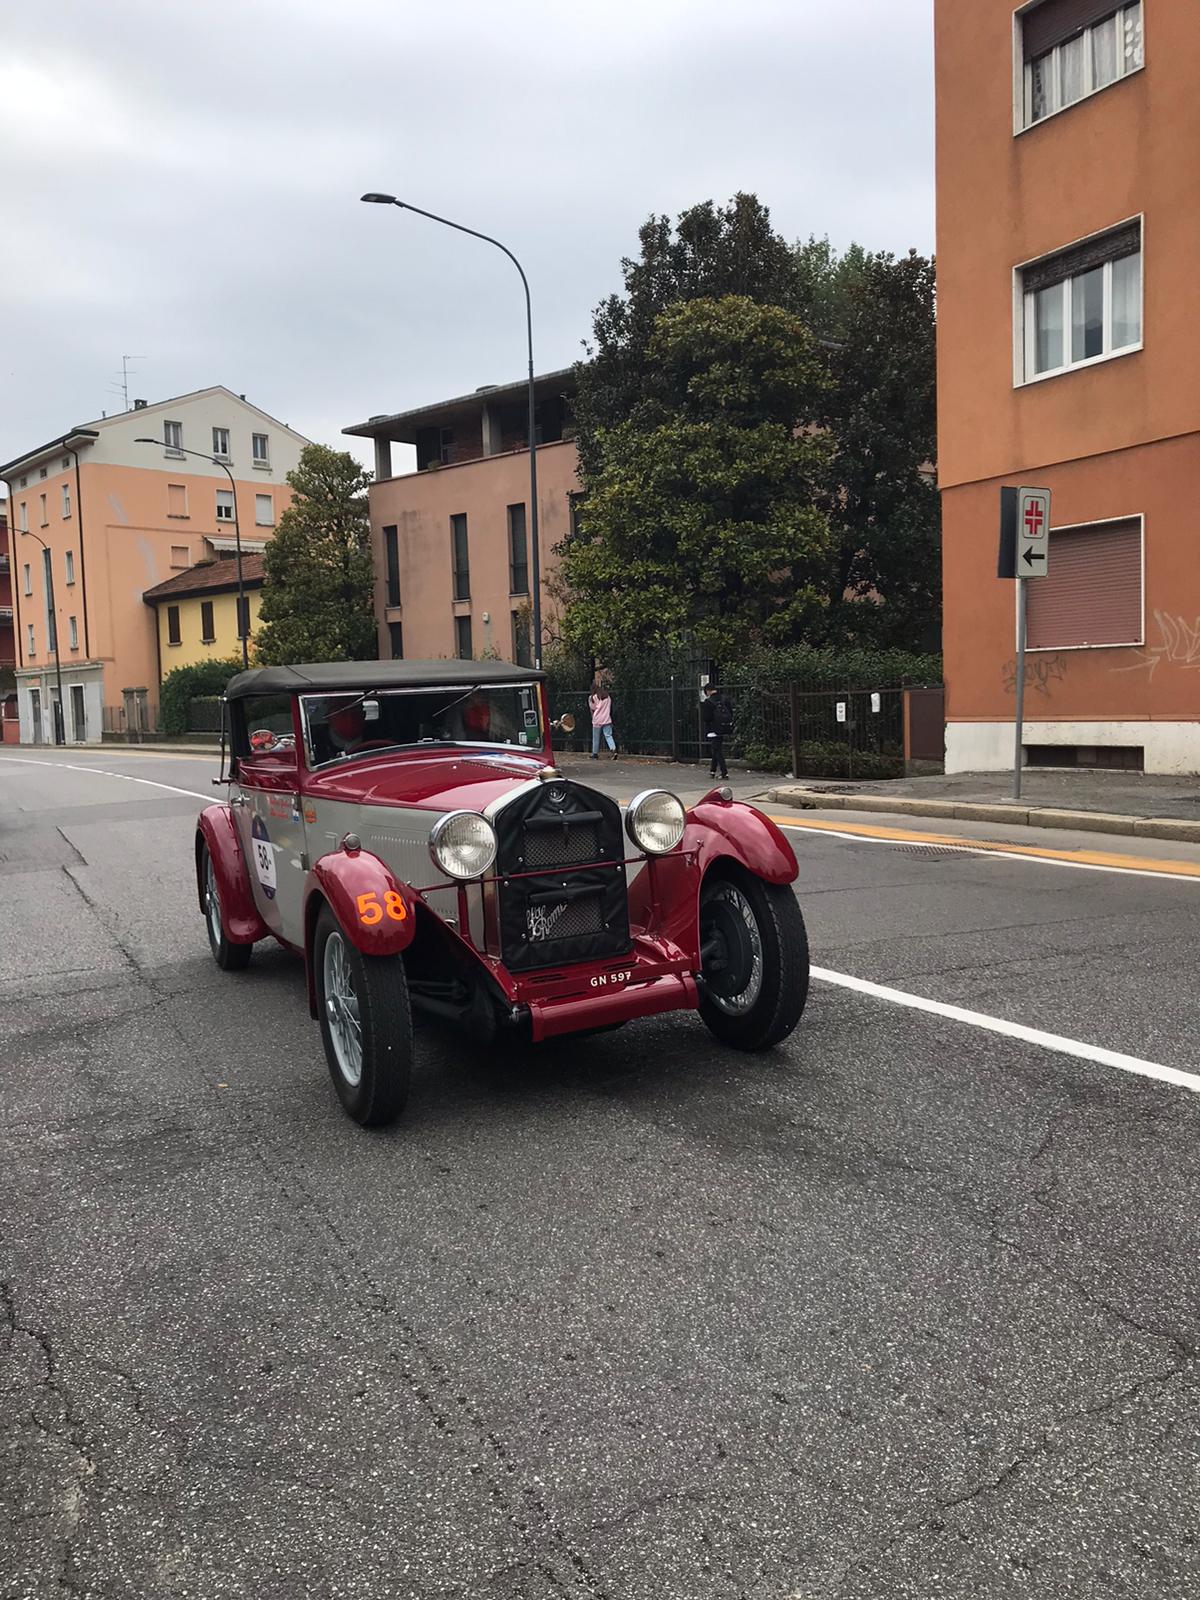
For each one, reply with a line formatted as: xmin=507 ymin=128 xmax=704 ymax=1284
xmin=765 ymin=786 xmax=1200 ymax=846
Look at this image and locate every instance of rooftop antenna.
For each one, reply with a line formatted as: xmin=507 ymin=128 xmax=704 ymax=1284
xmin=113 ymin=354 xmax=146 ymax=411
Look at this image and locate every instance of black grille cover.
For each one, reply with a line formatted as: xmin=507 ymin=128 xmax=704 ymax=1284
xmin=494 ymin=778 xmax=630 ymax=972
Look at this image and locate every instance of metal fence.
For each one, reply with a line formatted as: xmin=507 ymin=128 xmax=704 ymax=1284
xmin=102 ymin=702 xmax=159 ymax=740
xmin=548 ymin=682 xmax=920 ymax=779
xmin=187 ymin=696 xmax=225 ymax=733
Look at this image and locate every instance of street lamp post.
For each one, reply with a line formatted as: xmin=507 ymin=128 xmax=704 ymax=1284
xmin=20 ymin=528 xmax=66 ymax=745
xmin=135 ymin=438 xmax=249 ymax=667
xmin=360 ymin=193 xmax=543 ymax=670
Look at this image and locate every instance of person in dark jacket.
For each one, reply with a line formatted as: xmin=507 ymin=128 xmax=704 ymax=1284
xmin=700 ymin=683 xmax=732 ymax=779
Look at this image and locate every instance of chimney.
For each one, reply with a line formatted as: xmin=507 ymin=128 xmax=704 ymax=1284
xmin=133 ymin=398 xmax=148 ymax=409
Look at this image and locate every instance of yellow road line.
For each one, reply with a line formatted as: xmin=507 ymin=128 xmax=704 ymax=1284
xmin=763 ymin=812 xmax=1200 ymax=880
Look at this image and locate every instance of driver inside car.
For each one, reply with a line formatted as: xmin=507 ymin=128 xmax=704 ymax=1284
xmin=326 ymin=703 xmax=388 ymax=758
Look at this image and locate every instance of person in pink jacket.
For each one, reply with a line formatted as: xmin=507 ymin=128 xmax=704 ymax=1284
xmin=588 ymin=681 xmax=618 ymax=759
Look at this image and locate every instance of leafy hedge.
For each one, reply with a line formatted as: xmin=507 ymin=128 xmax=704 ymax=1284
xmin=159 ymin=657 xmax=243 ymax=737
xmin=722 ymin=643 xmax=941 ymax=691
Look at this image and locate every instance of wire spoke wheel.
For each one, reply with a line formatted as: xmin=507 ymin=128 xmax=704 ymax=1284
xmin=701 ymin=881 xmax=764 ymax=1015
xmin=323 ymin=931 xmax=363 ymax=1087
xmin=698 ymin=869 xmax=809 ymax=1052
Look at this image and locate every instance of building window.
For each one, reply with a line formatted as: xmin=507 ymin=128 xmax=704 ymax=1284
xmin=1020 ymin=221 xmax=1141 ymax=382
xmin=18 ymin=501 xmax=28 ymax=532
xmin=61 ymin=483 xmax=71 ymax=518
xmin=39 ymin=466 xmax=47 ymax=480
xmin=255 ymin=493 xmax=274 ymax=527
xmin=39 ymin=493 xmax=48 ymax=526
xmin=18 ymin=475 xmax=26 ymax=488
xmin=170 ymin=545 xmax=189 ymax=568
xmin=1026 ymin=518 xmax=1142 ymax=650
xmin=384 ymin=525 xmax=401 ymax=607
xmin=451 ymin=513 xmax=470 ymax=601
xmin=61 ymin=456 xmax=71 ymax=471
xmin=164 ymin=420 xmax=183 ymax=451
xmin=455 ymin=614 xmax=473 ymax=660
xmin=388 ymin=621 xmax=403 ymax=659
xmin=65 ymin=550 xmax=75 ymax=585
xmin=68 ymin=616 xmax=78 ymax=650
xmin=251 ymin=433 xmax=269 ymax=466
xmin=167 ymin=605 xmax=182 ymax=646
xmin=168 ymin=483 xmax=188 ymax=518
xmin=26 ymin=623 xmax=35 ymax=657
xmin=507 ymin=503 xmax=528 ymax=594
xmin=22 ymin=563 xmax=31 ymax=596
xmin=213 ymin=426 xmax=230 ymax=458
xmin=201 ymin=600 xmax=215 ymax=643
xmin=237 ymin=596 xmax=251 ymax=638
xmin=511 ymin=609 xmax=532 ymax=668
xmin=567 ymin=492 xmax=586 ymax=540
xmin=1022 ymin=2 xmax=1143 ymax=128
xmin=216 ymin=490 xmax=235 ymax=523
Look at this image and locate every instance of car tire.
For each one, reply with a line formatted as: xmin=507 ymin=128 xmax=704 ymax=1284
xmin=201 ymin=841 xmax=252 ymax=971
xmin=698 ymin=867 xmax=809 ymax=1051
xmin=314 ymin=904 xmax=412 ymax=1127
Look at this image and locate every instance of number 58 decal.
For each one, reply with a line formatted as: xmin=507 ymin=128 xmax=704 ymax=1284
xmin=356 ymin=889 xmax=407 ymax=926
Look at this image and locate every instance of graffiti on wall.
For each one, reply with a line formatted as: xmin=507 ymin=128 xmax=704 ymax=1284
xmin=1113 ymin=612 xmax=1200 ymax=680
xmin=1001 ymin=653 xmax=1067 ymax=697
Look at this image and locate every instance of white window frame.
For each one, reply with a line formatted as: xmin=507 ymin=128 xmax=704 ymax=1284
xmin=26 ymin=623 xmax=35 ymax=657
xmin=1025 ymin=513 xmax=1145 ymax=653
xmin=61 ymin=483 xmax=71 ymax=518
xmin=164 ymin=419 xmax=184 ymax=454
xmin=1014 ymin=1 xmax=1144 ymax=136
xmin=65 ymin=550 xmax=75 ymax=586
xmin=18 ymin=500 xmax=28 ymax=532
xmin=215 ymin=489 xmax=235 ymax=523
xmin=254 ymin=493 xmax=274 ymax=527
xmin=1013 ymin=215 xmax=1143 ymax=387
xmin=212 ymin=426 xmax=230 ymax=459
xmin=22 ymin=563 xmax=31 ymax=596
xmin=39 ymin=493 xmax=48 ymax=526
xmin=68 ymin=616 xmax=79 ymax=650
xmin=251 ymin=432 xmax=270 ymax=467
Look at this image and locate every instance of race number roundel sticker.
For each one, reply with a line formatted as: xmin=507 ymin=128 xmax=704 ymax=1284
xmin=250 ymin=814 xmax=277 ymax=899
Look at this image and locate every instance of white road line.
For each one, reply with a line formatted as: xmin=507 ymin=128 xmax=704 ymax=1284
xmin=0 ymin=756 xmax=211 ymax=803
xmin=775 ymin=821 xmax=1200 ymax=885
xmin=811 ymin=965 xmax=1200 ymax=1095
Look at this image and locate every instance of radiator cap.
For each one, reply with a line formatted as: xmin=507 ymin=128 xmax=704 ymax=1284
xmin=537 ymin=765 xmax=561 ymax=781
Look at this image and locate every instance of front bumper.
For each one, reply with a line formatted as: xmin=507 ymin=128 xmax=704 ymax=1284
xmin=511 ymin=933 xmax=697 ymax=1042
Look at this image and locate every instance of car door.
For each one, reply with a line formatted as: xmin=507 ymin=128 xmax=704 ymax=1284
xmin=231 ymin=693 xmax=307 ymax=945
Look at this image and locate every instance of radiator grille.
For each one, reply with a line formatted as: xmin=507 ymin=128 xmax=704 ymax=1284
xmin=523 ymin=819 xmax=599 ymax=869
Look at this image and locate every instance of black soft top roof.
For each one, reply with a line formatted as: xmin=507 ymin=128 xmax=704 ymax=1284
xmin=225 ymin=659 xmax=544 ymax=701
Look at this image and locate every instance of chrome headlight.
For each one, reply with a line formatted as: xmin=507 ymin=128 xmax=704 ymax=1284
xmin=625 ymin=789 xmax=686 ymax=855
xmin=429 ymin=810 xmax=498 ymax=880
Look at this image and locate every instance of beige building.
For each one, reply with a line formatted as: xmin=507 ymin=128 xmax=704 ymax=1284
xmin=0 ymin=388 xmax=309 ymax=743
xmin=344 ymin=372 xmax=578 ymax=664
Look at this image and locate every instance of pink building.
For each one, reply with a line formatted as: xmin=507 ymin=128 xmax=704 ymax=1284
xmin=0 ymin=388 xmax=309 ymax=743
xmin=0 ymin=511 xmax=16 ymax=742
xmin=345 ymin=371 xmax=579 ymax=663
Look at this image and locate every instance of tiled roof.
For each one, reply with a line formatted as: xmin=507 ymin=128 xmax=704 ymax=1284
xmin=143 ymin=552 xmax=267 ymax=602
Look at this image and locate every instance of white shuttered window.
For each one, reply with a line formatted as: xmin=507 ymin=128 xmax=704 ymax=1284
xmin=1026 ymin=518 xmax=1142 ymax=650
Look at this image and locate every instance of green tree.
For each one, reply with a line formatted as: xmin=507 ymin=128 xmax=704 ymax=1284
xmin=255 ymin=445 xmax=377 ymax=665
xmin=560 ymin=296 xmax=833 ymax=658
xmin=815 ymin=248 xmax=940 ymax=649
xmin=573 ymin=193 xmax=806 ymax=480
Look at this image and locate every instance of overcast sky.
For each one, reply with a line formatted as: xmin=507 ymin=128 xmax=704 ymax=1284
xmin=1 ymin=0 xmax=933 ymax=478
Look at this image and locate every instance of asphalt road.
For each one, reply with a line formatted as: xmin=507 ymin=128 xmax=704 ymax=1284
xmin=2 ymin=747 xmax=1198 ymax=1600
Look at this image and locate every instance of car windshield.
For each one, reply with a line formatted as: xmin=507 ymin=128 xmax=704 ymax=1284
xmin=301 ymin=683 xmax=543 ymax=767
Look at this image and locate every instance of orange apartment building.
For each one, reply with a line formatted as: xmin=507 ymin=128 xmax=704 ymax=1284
xmin=0 ymin=511 xmax=16 ymax=741
xmin=935 ymin=1 xmax=1200 ymax=774
xmin=344 ymin=371 xmax=579 ymax=664
xmin=0 ymin=388 xmax=308 ymax=743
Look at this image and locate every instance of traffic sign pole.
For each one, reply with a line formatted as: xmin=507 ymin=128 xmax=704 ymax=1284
xmin=1013 ymin=576 xmax=1027 ymax=800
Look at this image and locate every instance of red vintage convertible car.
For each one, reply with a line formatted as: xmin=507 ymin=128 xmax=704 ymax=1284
xmin=197 ymin=661 xmax=809 ymax=1126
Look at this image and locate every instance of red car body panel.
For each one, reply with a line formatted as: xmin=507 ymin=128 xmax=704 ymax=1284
xmin=302 ymin=749 xmax=546 ymax=813
xmin=196 ymin=804 xmax=270 ymax=945
xmin=301 ymin=846 xmax=418 ymax=1015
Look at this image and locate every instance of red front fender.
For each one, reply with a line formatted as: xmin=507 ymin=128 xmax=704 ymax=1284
xmin=195 ymin=805 xmax=269 ymax=945
xmin=303 ymin=847 xmax=417 ymax=1017
xmin=627 ymin=790 xmax=798 ymax=966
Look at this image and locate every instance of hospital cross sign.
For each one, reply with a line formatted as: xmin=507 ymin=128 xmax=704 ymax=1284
xmin=1017 ymin=487 xmax=1051 ymax=578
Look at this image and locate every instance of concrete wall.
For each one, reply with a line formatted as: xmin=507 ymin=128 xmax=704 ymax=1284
xmin=367 ymin=439 xmax=580 ymax=661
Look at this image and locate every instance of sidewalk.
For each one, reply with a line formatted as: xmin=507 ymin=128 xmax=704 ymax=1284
xmin=767 ymin=768 xmax=1200 ymax=844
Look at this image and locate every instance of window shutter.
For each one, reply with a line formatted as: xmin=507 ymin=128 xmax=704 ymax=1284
xmin=1026 ymin=520 xmax=1141 ymax=649
xmin=1022 ymin=0 xmax=1122 ymax=59
xmin=1022 ymin=221 xmax=1139 ymax=295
